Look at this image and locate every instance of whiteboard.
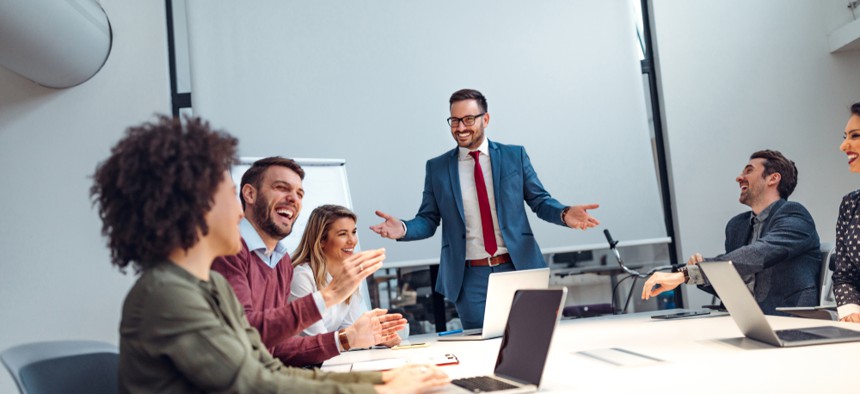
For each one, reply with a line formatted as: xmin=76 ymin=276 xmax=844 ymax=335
xmin=231 ymin=157 xmax=358 ymax=256
xmin=188 ymin=0 xmax=669 ymax=266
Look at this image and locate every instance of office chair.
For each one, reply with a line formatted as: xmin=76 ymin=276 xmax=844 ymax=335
xmin=819 ymin=244 xmax=837 ymax=307
xmin=0 ymin=340 xmax=119 ymax=394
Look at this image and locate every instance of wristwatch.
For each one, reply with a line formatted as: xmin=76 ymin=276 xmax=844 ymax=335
xmin=337 ymin=329 xmax=351 ymax=351
xmin=679 ymin=266 xmax=690 ymax=283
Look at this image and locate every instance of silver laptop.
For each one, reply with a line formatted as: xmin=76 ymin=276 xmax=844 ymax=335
xmin=450 ymin=288 xmax=567 ymax=393
xmin=439 ymin=268 xmax=550 ymax=341
xmin=699 ymin=261 xmax=860 ymax=347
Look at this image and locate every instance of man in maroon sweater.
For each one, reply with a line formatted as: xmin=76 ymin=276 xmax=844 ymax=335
xmin=213 ymin=157 xmax=406 ymax=366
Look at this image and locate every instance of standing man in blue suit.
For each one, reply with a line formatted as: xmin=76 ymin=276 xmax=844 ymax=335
xmin=371 ymin=89 xmax=600 ymax=329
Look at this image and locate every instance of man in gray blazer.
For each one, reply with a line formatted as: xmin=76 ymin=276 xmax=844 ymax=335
xmin=642 ymin=150 xmax=820 ymax=315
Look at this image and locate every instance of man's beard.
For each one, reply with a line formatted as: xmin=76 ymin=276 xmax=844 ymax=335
xmin=252 ymin=195 xmax=292 ymax=240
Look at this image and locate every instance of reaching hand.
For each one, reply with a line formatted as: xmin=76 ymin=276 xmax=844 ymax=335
xmin=320 ymin=249 xmax=385 ymax=307
xmin=377 ymin=364 xmax=450 ymax=394
xmin=370 ymin=210 xmax=406 ymax=239
xmin=345 ymin=309 xmax=407 ymax=349
xmin=687 ymin=253 xmax=704 ymax=265
xmin=563 ymin=204 xmax=600 ymax=230
xmin=641 ymin=272 xmax=685 ymax=300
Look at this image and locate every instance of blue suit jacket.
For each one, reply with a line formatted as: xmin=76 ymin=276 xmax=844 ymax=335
xmin=400 ymin=140 xmax=566 ymax=302
xmin=700 ymin=199 xmax=821 ymax=315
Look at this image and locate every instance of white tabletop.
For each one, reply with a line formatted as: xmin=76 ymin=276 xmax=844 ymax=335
xmin=322 ymin=310 xmax=860 ymax=393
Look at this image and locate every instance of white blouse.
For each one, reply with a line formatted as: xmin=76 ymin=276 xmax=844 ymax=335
xmin=289 ymin=263 xmax=365 ymax=335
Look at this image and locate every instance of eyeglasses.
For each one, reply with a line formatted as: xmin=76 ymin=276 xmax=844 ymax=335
xmin=447 ymin=113 xmax=486 ymax=127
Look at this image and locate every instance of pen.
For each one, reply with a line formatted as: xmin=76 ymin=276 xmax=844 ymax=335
xmin=437 ymin=329 xmax=463 ymax=336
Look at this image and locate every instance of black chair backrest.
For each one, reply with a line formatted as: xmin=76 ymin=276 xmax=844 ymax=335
xmin=819 ymin=245 xmax=837 ymax=306
xmin=19 ymin=352 xmax=118 ymax=394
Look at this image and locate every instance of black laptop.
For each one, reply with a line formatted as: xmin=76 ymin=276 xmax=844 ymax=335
xmin=449 ymin=288 xmax=567 ymax=393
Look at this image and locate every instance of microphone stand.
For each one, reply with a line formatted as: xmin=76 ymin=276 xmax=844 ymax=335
xmin=603 ymin=229 xmax=676 ymax=313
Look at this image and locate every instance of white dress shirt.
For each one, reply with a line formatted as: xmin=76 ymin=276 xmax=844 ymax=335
xmin=458 ymin=139 xmax=508 ymax=260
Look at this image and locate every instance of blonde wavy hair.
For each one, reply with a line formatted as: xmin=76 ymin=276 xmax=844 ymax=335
xmin=291 ymin=204 xmax=358 ymax=304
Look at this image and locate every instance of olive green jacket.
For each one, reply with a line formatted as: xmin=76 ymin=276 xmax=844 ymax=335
xmin=119 ymin=262 xmax=381 ymax=393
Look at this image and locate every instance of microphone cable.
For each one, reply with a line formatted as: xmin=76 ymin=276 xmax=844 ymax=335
xmin=604 ymin=229 xmax=679 ymax=278
xmin=604 ymin=229 xmax=679 ymax=313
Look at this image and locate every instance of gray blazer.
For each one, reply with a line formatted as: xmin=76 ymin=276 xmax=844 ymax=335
xmin=700 ymin=199 xmax=821 ymax=315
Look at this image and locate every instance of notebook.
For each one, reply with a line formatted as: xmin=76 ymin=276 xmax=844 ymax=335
xmin=699 ymin=261 xmax=860 ymax=347
xmin=439 ymin=268 xmax=550 ymax=341
xmin=350 ymin=353 xmax=459 ymax=372
xmin=450 ymin=288 xmax=567 ymax=393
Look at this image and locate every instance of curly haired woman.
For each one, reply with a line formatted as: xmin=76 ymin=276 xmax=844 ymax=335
xmin=91 ymin=115 xmax=447 ymax=393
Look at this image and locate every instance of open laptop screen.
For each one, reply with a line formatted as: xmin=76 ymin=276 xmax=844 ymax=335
xmin=482 ymin=268 xmax=550 ymax=339
xmin=493 ymin=289 xmax=564 ymax=386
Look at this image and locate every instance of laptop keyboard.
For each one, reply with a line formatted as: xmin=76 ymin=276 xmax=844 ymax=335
xmin=452 ymin=376 xmax=519 ymax=392
xmin=776 ymin=329 xmax=824 ymax=341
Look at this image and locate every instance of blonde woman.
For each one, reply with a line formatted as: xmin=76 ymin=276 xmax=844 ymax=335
xmin=292 ymin=205 xmax=402 ymax=347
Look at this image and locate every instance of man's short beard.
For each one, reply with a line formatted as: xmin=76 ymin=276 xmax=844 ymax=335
xmin=252 ymin=196 xmax=291 ymax=240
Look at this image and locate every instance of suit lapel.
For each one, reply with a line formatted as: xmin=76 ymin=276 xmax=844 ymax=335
xmin=759 ymin=199 xmax=785 ymax=235
xmin=489 ymin=140 xmax=502 ymax=209
xmin=447 ymin=148 xmax=465 ymax=223
xmin=739 ymin=217 xmax=753 ymax=246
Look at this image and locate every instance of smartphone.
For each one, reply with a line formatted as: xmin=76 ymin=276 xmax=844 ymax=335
xmin=390 ymin=343 xmax=429 ymax=350
xmin=426 ymin=353 xmax=459 ymax=366
xmin=651 ymin=310 xmax=710 ymax=319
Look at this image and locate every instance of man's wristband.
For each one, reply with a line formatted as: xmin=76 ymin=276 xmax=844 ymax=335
xmin=678 ymin=265 xmax=705 ymax=285
xmin=561 ymin=207 xmax=570 ymax=225
xmin=338 ymin=329 xmax=351 ymax=351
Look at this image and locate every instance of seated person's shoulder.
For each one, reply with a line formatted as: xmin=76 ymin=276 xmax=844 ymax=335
xmin=210 ymin=270 xmax=234 ymax=291
xmin=212 ymin=246 xmax=252 ymax=270
xmin=293 ymin=262 xmax=311 ymax=274
xmin=289 ymin=263 xmax=316 ymax=296
xmin=782 ymin=200 xmax=807 ymax=209
xmin=779 ymin=200 xmax=813 ymax=217
xmin=843 ymin=189 xmax=860 ymax=204
xmin=124 ymin=264 xmax=216 ymax=325
xmin=210 ymin=248 xmax=264 ymax=284
xmin=135 ymin=263 xmax=198 ymax=294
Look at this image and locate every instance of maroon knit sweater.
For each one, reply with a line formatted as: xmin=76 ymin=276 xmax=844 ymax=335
xmin=212 ymin=240 xmax=339 ymax=366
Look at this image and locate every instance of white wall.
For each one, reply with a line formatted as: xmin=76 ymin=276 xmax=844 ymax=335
xmin=0 ymin=0 xmax=170 ymax=391
xmin=184 ymin=0 xmax=667 ymax=266
xmin=652 ymin=0 xmax=860 ymax=308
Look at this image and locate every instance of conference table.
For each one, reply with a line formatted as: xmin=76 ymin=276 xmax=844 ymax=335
xmin=322 ymin=309 xmax=860 ymax=393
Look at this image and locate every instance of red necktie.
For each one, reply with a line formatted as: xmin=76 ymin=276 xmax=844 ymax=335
xmin=469 ymin=151 xmax=498 ymax=256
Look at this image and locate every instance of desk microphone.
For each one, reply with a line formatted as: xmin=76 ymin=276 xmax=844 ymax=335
xmin=603 ymin=229 xmax=646 ymax=278
xmin=604 ymin=229 xmax=680 ymax=314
